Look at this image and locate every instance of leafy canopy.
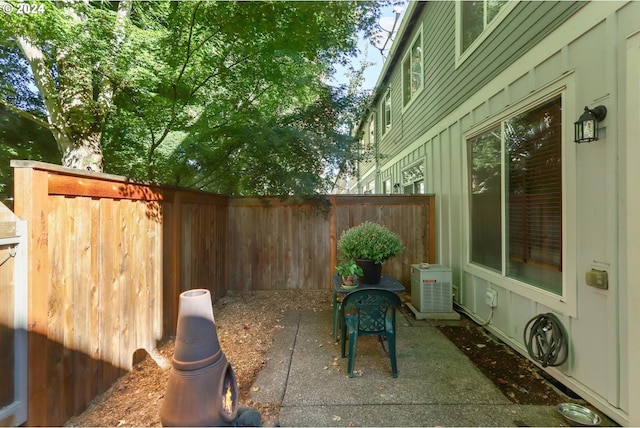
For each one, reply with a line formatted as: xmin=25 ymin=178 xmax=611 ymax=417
xmin=1 ymin=0 xmax=391 ymax=196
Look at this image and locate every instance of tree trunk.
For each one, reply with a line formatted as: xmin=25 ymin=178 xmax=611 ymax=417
xmin=14 ymin=1 xmax=133 ymax=174
xmin=61 ymin=132 xmax=104 ymax=172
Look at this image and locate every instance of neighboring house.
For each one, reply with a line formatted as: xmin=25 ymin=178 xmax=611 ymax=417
xmin=350 ymin=1 xmax=640 ymax=426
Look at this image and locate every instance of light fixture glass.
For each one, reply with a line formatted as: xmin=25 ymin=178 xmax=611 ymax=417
xmin=574 ymin=105 xmax=607 ymax=143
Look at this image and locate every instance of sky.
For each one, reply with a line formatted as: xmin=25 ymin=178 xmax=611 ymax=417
xmin=331 ymin=2 xmax=407 ymax=91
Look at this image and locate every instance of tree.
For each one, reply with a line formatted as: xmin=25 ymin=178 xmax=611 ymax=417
xmin=1 ymin=0 xmax=388 ymax=195
xmin=0 ymin=106 xmax=59 ymax=204
xmin=1 ymin=0 xmax=134 ymax=171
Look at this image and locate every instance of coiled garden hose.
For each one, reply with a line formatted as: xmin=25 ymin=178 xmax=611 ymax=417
xmin=523 ymin=313 xmax=568 ymax=368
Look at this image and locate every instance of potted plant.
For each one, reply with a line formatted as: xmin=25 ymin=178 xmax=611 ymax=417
xmin=335 ymin=260 xmax=364 ymax=286
xmin=337 ymin=221 xmax=405 ymax=284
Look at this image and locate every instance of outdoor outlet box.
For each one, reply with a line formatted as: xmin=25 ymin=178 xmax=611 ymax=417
xmin=485 ymin=289 xmax=498 ymax=307
xmin=586 ymin=269 xmax=608 ymax=290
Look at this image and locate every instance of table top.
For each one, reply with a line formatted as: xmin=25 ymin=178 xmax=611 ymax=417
xmin=332 ymin=274 xmax=406 ymax=294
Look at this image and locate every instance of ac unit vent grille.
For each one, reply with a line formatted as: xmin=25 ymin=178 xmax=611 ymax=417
xmin=415 ymin=281 xmax=452 ymax=312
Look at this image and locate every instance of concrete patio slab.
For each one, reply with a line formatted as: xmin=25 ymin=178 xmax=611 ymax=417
xmin=250 ymin=308 xmax=613 ymax=427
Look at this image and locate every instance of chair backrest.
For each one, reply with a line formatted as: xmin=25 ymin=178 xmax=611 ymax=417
xmin=341 ymin=289 xmax=401 ymax=335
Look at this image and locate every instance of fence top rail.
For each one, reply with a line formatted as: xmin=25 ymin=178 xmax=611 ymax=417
xmin=10 ymin=160 xmax=228 ymax=204
xmin=10 ymin=161 xmax=434 ymax=205
xmin=11 ymin=160 xmax=129 ymax=182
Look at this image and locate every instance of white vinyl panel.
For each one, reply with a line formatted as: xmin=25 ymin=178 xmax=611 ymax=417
xmin=448 ymin=121 xmax=464 ymax=285
xmin=622 ymin=25 xmax=640 ymax=424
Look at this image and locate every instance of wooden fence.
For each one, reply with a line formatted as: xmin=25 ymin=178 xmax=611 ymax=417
xmin=11 ymin=160 xmax=435 ymax=426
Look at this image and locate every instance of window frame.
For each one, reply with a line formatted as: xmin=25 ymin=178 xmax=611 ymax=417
xmin=368 ymin=114 xmax=376 ymax=151
xmin=402 ymin=26 xmax=424 ymax=109
xmin=455 ymin=0 xmax=516 ymax=68
xmin=364 ymin=180 xmax=375 ymax=194
xmin=402 ymin=161 xmax=425 ymax=194
xmin=462 ymin=79 xmax=577 ymax=317
xmin=382 ymin=178 xmax=393 ymax=195
xmin=381 ymin=88 xmax=392 ymax=137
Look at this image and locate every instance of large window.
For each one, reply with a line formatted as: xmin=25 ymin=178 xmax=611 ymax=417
xmin=460 ymin=0 xmax=509 ymax=54
xmin=402 ymin=31 xmax=423 ymax=107
xmin=468 ymin=96 xmax=562 ymax=294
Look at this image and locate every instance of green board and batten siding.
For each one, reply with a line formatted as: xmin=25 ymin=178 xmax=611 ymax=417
xmin=363 ymin=1 xmax=584 ymax=180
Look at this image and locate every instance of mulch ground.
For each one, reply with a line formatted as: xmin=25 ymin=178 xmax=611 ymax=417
xmin=437 ymin=322 xmax=572 ymax=405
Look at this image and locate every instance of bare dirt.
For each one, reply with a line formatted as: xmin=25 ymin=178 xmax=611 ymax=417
xmin=65 ymin=290 xmax=573 ymax=427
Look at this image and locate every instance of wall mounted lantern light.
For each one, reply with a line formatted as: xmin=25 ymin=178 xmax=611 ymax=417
xmin=574 ymin=105 xmax=607 ymax=143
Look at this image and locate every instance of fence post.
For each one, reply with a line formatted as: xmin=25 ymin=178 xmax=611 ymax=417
xmin=12 ymin=164 xmax=50 ymax=426
xmin=163 ymin=189 xmax=183 ymax=335
xmin=328 ymin=196 xmax=337 ymax=288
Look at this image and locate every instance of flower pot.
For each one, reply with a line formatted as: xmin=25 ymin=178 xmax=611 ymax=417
xmin=355 ymin=259 xmax=382 ymax=284
xmin=342 ymin=274 xmax=356 ymax=286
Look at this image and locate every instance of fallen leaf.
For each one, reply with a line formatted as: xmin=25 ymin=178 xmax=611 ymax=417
xmin=333 ymin=415 xmax=342 ymax=421
xmin=251 ymin=386 xmax=260 ymax=392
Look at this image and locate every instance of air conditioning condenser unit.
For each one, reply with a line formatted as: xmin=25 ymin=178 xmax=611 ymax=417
xmin=411 ymin=264 xmax=453 ymax=313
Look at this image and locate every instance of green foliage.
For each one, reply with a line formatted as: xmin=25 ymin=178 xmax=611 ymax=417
xmin=1 ymin=0 xmax=390 ymax=195
xmin=0 ymin=107 xmax=59 ymax=204
xmin=335 ymin=260 xmax=364 ymax=278
xmin=337 ymin=222 xmax=405 ymax=265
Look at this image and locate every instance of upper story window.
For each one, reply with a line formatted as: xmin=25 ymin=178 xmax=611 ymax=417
xmin=467 ymin=96 xmax=562 ymax=295
xmin=368 ymin=115 xmax=376 ymax=148
xmin=457 ymin=0 xmax=513 ymax=62
xmin=402 ymin=29 xmax=423 ymax=107
xmin=381 ymin=88 xmax=392 ymax=136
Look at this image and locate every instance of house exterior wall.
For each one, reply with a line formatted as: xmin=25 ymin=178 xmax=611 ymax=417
xmin=353 ymin=1 xmax=640 ymax=425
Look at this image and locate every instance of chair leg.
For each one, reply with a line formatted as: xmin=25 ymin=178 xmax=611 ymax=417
xmin=387 ymin=331 xmax=398 ymax=378
xmin=341 ymin=319 xmax=347 ymax=358
xmin=332 ymin=292 xmax=340 ymax=341
xmin=347 ymin=327 xmax=358 ymax=378
xmin=333 ymin=305 xmax=338 ymax=341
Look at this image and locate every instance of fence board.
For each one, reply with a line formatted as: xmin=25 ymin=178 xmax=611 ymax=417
xmin=47 ymin=195 xmax=70 ymax=424
xmin=11 ymin=161 xmax=435 ymax=426
xmin=72 ymin=197 xmax=92 ymax=414
xmin=119 ymin=200 xmax=133 ymax=371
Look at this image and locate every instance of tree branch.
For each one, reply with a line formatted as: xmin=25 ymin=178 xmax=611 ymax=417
xmin=0 ymin=98 xmax=50 ymax=130
xmin=16 ymin=36 xmax=72 ymax=154
xmin=98 ymin=0 xmax=132 ymax=113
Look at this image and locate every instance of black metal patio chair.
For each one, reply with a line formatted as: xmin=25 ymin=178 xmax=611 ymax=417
xmin=340 ymin=288 xmax=401 ymax=378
